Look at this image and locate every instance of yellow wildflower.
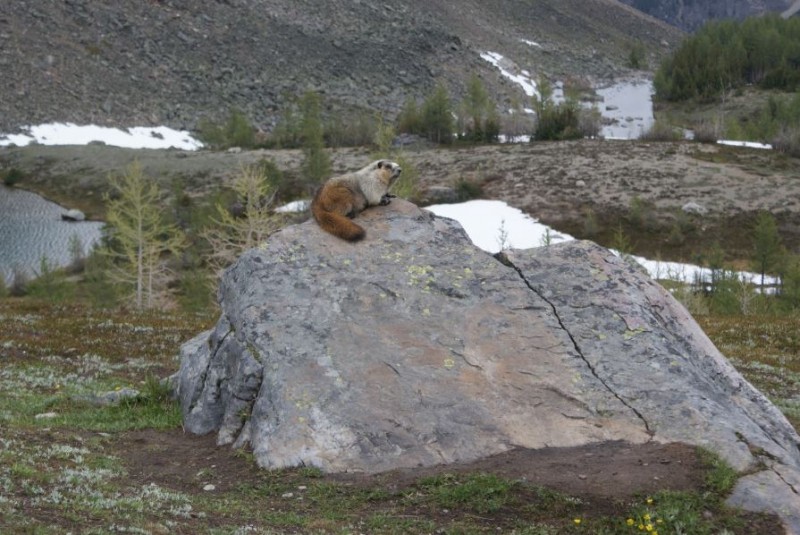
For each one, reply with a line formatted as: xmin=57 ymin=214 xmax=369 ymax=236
xmin=626 ymin=518 xmax=634 ymax=526
xmin=638 ymin=524 xmax=645 ymax=531
xmin=646 ymin=524 xmax=654 ymax=532
xmin=646 ymin=497 xmax=654 ymax=505
xmin=573 ymin=518 xmax=582 ymax=525
xmin=643 ymin=514 xmax=651 ymax=521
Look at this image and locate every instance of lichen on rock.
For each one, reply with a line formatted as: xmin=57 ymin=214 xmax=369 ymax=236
xmin=174 ymin=199 xmax=800 ymax=532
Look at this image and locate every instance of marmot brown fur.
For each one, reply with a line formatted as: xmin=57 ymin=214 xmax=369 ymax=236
xmin=310 ymin=160 xmax=402 ymax=241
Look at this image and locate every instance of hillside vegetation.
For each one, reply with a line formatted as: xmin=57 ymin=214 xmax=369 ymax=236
xmin=654 ymin=15 xmax=800 ymax=101
xmin=653 ymin=15 xmax=800 ymax=153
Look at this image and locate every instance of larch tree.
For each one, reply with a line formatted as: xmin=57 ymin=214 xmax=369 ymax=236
xmin=103 ymin=161 xmax=185 ymax=309
xmin=202 ymin=163 xmax=283 ymax=278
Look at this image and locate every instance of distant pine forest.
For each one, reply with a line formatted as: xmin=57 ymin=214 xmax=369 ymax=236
xmin=655 ymin=15 xmax=800 ymax=101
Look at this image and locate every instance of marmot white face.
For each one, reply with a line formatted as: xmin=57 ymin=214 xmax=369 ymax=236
xmin=376 ymin=160 xmax=402 ymax=190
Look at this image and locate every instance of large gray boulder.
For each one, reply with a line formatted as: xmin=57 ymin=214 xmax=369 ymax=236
xmin=175 ymin=200 xmax=800 ymax=532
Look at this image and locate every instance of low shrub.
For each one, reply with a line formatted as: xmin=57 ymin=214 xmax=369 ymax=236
xmin=533 ymin=101 xmax=582 ymax=141
xmin=582 ymin=207 xmax=600 ymax=237
xmin=772 ymin=126 xmax=800 ymax=157
xmin=325 ymin=110 xmax=377 ymax=148
xmin=196 ymin=108 xmax=256 ymax=150
xmin=8 ymin=267 xmax=29 ymax=297
xmin=25 ymin=257 xmax=74 ymax=303
xmin=639 ymin=120 xmax=683 ymax=141
xmin=453 ymin=176 xmax=483 ymax=202
xmin=693 ymin=119 xmax=722 ymax=144
xmin=2 ymin=168 xmax=24 ymax=187
xmin=389 ymin=153 xmax=421 ymax=202
xmin=578 ymin=106 xmax=602 ymax=138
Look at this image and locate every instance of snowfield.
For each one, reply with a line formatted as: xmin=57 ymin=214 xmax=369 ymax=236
xmin=0 ymin=123 xmax=202 ymax=151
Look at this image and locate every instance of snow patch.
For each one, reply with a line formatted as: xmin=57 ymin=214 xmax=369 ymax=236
xmin=0 ymin=123 xmax=202 ymax=150
xmin=480 ymin=52 xmax=538 ymax=98
xmin=717 ymin=140 xmax=773 ymax=150
xmin=425 ymin=200 xmax=776 ymax=286
xmin=426 ymin=200 xmax=572 ymax=254
xmin=275 ymin=200 xmax=310 ymax=213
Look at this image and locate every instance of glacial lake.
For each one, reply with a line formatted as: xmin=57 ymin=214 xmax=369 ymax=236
xmin=0 ymin=187 xmax=104 ymax=285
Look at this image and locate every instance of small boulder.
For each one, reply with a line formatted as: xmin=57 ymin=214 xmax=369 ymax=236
xmin=61 ymin=208 xmax=86 ymax=222
xmin=682 ymin=201 xmax=708 ymax=215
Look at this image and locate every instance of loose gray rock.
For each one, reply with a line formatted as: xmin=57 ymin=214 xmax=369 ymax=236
xmin=727 ymin=466 xmax=800 ymax=534
xmin=72 ymin=387 xmax=140 ymax=406
xmin=175 ymin=199 xmax=800 ymax=531
xmin=421 ymin=185 xmax=460 ymax=205
xmin=682 ymin=201 xmax=708 ymax=215
xmin=61 ymin=208 xmax=86 ymax=221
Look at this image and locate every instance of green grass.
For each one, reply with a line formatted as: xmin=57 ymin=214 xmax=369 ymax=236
xmin=698 ymin=314 xmax=800 ymax=430
xmin=47 ymin=392 xmax=182 ymax=432
xmin=0 ymin=298 xmax=792 ymax=533
xmin=416 ymin=472 xmax=514 ymax=514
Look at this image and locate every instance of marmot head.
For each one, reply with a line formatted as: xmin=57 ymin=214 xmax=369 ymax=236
xmin=376 ymin=160 xmax=402 ymax=186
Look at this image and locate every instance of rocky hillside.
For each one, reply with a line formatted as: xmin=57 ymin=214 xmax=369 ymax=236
xmin=619 ymin=0 xmax=799 ymax=32
xmin=0 ymin=0 xmax=682 ymax=134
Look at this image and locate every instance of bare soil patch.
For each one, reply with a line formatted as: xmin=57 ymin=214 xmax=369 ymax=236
xmin=112 ymin=429 xmax=784 ymax=533
xmin=119 ymin=430 xmax=701 ymax=500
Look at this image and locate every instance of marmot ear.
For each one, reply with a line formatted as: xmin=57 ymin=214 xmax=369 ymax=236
xmin=377 ymin=160 xmax=385 ymax=169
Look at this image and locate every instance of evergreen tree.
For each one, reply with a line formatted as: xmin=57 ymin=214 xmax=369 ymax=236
xmin=397 ymin=96 xmax=422 ymax=135
xmin=421 ymin=83 xmax=454 ymax=144
xmin=655 ymin=15 xmax=800 ymax=102
xmin=272 ymin=103 xmax=303 ymax=148
xmin=752 ymin=211 xmax=783 ymax=288
xmin=780 ymin=255 xmax=800 ymax=309
xmin=223 ymin=108 xmax=256 ymax=148
xmin=299 ymin=91 xmax=331 ymax=184
xmin=532 ymin=77 xmax=582 ymax=141
xmin=462 ymin=74 xmax=491 ymax=141
xmin=196 ymin=108 xmax=255 ymax=149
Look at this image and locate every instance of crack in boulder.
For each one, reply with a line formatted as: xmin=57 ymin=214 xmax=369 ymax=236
xmin=174 ymin=201 xmax=800 ymax=529
xmin=498 ymin=252 xmax=654 ymax=436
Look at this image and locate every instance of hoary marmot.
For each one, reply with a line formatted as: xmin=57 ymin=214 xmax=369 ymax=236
xmin=310 ymin=160 xmax=402 ymax=241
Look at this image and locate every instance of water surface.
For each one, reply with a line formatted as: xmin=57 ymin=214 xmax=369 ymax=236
xmin=596 ymin=80 xmax=655 ymax=139
xmin=0 ymin=186 xmax=104 ymax=285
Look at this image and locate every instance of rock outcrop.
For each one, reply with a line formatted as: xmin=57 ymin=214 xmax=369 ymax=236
xmin=175 ymin=199 xmax=800 ymax=532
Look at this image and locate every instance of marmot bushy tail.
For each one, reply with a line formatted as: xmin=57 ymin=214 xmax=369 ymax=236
xmin=311 ymin=159 xmax=402 ymax=241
